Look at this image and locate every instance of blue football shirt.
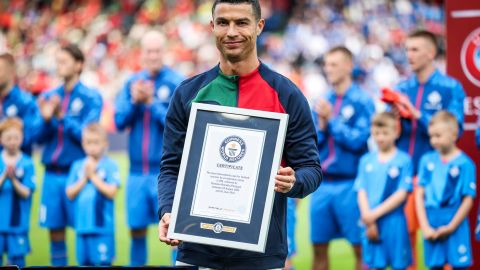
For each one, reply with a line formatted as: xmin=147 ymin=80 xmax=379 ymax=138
xmin=67 ymin=156 xmax=120 ymax=234
xmin=354 ymin=150 xmax=413 ymax=209
xmin=0 ymin=153 xmax=35 ymax=233
xmin=418 ymin=151 xmax=476 ymax=208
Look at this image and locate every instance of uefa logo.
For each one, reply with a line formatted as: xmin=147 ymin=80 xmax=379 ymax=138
xmin=219 ymin=136 xmax=246 ymax=163
xmin=460 ymin=27 xmax=480 ymax=87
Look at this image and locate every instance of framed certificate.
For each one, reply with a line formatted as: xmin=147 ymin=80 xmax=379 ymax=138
xmin=167 ymin=103 xmax=289 ymax=252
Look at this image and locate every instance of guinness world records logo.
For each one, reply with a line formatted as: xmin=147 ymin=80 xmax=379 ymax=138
xmin=461 ymin=27 xmax=480 ymax=87
xmin=219 ymin=136 xmax=246 ymax=163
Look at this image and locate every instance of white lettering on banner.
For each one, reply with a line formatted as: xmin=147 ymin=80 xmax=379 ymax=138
xmin=464 ymin=96 xmax=480 ymax=116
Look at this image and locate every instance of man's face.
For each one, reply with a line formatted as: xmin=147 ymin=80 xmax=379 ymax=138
xmin=141 ymin=39 xmax=163 ymax=74
xmin=0 ymin=59 xmax=14 ymax=89
xmin=211 ymin=3 xmax=264 ymax=63
xmin=323 ymin=51 xmax=353 ymax=86
xmin=55 ymin=50 xmax=82 ymax=79
xmin=406 ymin=37 xmax=435 ymax=73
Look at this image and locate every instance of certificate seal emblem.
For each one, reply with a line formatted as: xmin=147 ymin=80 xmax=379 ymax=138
xmin=220 ymin=136 xmax=246 ymax=163
xmin=213 ymin=222 xmax=224 ymax=234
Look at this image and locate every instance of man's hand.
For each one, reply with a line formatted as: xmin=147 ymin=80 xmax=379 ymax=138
xmin=140 ymin=80 xmax=155 ymax=105
xmin=131 ymin=80 xmax=155 ymax=104
xmin=398 ymin=95 xmax=421 ymax=119
xmin=130 ymin=80 xmax=145 ymax=104
xmin=38 ymin=95 xmax=60 ymax=121
xmin=315 ymin=99 xmax=332 ymax=118
xmin=275 ymin=166 xmax=296 ymax=193
xmin=158 ymin=213 xmax=181 ymax=246
xmin=365 ymin=223 xmax=380 ymax=242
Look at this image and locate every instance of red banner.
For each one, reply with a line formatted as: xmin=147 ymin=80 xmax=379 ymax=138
xmin=446 ymin=1 xmax=480 ymax=268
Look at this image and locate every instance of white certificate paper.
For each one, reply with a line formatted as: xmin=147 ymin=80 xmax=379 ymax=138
xmin=191 ymin=124 xmax=266 ymax=223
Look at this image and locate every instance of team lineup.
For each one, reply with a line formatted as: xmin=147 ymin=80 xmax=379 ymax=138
xmin=0 ymin=0 xmax=479 ymax=270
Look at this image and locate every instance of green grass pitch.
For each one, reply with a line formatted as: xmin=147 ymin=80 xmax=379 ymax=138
xmin=23 ymin=152 xmax=427 ymax=269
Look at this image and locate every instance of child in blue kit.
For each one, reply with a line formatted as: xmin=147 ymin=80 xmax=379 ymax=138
xmin=354 ymin=112 xmax=413 ymax=270
xmin=0 ymin=118 xmax=35 ymax=267
xmin=66 ymin=123 xmax=120 ymax=266
xmin=416 ymin=111 xmax=476 ymax=270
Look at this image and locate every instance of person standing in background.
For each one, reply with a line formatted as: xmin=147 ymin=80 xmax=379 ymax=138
xmin=0 ymin=53 xmax=41 ymax=155
xmin=157 ymin=0 xmax=322 ymax=268
xmin=37 ymin=44 xmax=103 ymax=266
xmin=0 ymin=118 xmax=36 ymax=267
xmin=310 ymin=46 xmax=375 ymax=270
xmin=114 ymin=30 xmax=184 ymax=266
xmin=393 ymin=30 xmax=466 ymax=270
xmin=416 ymin=111 xmax=475 ymax=269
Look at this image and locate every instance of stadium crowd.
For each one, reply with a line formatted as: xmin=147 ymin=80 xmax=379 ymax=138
xmin=1 ymin=0 xmax=479 ymax=269
xmin=1 ymin=0 xmax=445 ymax=103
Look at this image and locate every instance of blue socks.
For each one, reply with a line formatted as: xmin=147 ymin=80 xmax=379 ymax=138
xmin=51 ymin=240 xmax=67 ymax=266
xmin=8 ymin=256 xmax=25 ymax=267
xmin=130 ymin=236 xmax=147 ymax=266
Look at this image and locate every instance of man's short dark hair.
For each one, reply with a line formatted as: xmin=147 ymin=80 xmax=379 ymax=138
xmin=408 ymin=29 xmax=438 ymax=52
xmin=212 ymin=0 xmax=261 ymax=21
xmin=61 ymin=44 xmax=85 ymax=64
xmin=326 ymin=46 xmax=353 ymax=62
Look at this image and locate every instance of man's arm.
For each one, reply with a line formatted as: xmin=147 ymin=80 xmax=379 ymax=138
xmin=36 ymin=93 xmax=59 ymax=143
xmin=149 ymin=101 xmax=168 ymax=126
xmin=311 ymin=110 xmax=327 ymax=146
xmin=21 ymin=95 xmax=43 ymax=148
xmin=284 ymin=90 xmax=323 ymax=198
xmin=327 ymin=98 xmax=374 ymax=152
xmin=114 ymin=81 xmax=140 ymax=131
xmin=157 ymin=87 xmax=187 ymax=247
xmin=158 ymin=88 xmax=188 ymax=218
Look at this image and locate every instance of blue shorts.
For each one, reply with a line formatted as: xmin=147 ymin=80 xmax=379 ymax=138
xmin=310 ymin=179 xmax=361 ymax=244
xmin=362 ymin=211 xmax=412 ymax=269
xmin=126 ymin=173 xmax=159 ymax=228
xmin=39 ymin=171 xmax=73 ymax=229
xmin=76 ymin=233 xmax=115 ymax=266
xmin=286 ymin=198 xmax=297 ymax=258
xmin=0 ymin=233 xmax=30 ymax=257
xmin=423 ymin=207 xmax=472 ymax=268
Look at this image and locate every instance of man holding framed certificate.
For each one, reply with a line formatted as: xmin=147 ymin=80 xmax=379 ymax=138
xmin=157 ymin=0 xmax=323 ymax=269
